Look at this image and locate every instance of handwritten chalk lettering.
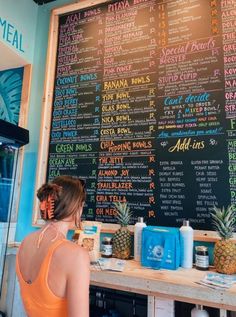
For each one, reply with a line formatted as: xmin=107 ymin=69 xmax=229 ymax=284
xmin=107 ymin=0 xmax=130 ymax=13
xmin=164 ymin=95 xmax=183 ymax=105
xmin=99 ymin=157 xmax=124 ymax=164
xmin=65 ymin=13 xmax=80 ymax=25
xmin=0 ymin=17 xmax=24 ymax=52
xmin=52 ymin=119 xmax=76 ymax=129
xmin=49 ymin=170 xmax=60 ymax=177
xmin=108 ymin=141 xmax=132 ymax=152
xmin=104 ymin=45 xmax=122 ymax=55
xmin=83 ymin=8 xmax=101 ymax=18
xmin=57 ymin=65 xmax=72 ymax=76
xmin=230 ymin=178 xmax=236 ymax=185
xmin=116 ymin=92 xmax=130 ymax=99
xmin=223 ymin=44 xmax=236 ymax=53
xmin=63 ymin=108 xmax=77 ymax=116
xmin=160 ymin=54 xmax=186 ymax=65
xmin=225 ymin=68 xmax=236 ymax=77
xmin=223 ymin=32 xmax=236 ymax=40
xmin=97 ymin=182 xmax=133 ymax=189
xmin=55 ymin=88 xmax=77 ymax=97
xmin=229 ymin=164 xmax=236 ymax=172
xmin=51 ymin=131 xmax=62 ymax=139
xmin=230 ymin=119 xmax=236 ymax=129
xmin=225 ymin=80 xmax=236 ymax=88
xmin=104 ymin=79 xmax=128 ymax=90
xmin=185 ymin=92 xmax=210 ymax=103
xmin=104 ymin=64 xmax=132 ymax=76
xmin=168 ymin=138 xmax=205 ymax=153
xmin=190 ymin=37 xmax=215 ymax=51
xmin=222 ymin=9 xmax=236 ymax=18
xmin=71 ymin=33 xmax=83 ymax=42
xmin=105 ymin=22 xmax=135 ymax=34
xmin=104 ymin=57 xmax=114 ymax=65
xmin=62 ymin=130 xmax=78 ymax=138
xmin=80 ymin=73 xmax=97 ymax=81
xmin=98 ymin=170 xmax=118 ymax=177
xmin=59 ymin=35 xmax=71 ymax=45
xmin=131 ymin=76 xmax=151 ymax=85
xmin=102 ymin=94 xmax=114 ymax=102
xmin=224 ymin=55 xmax=236 ymax=63
xmin=57 ymin=75 xmax=78 ymax=86
xmin=161 ymin=42 xmax=190 ymax=57
xmin=58 ymin=54 xmax=77 ymax=66
xmin=60 ymin=25 xmax=76 ymax=35
xmin=75 ymin=144 xmax=92 ymax=152
xmin=56 ymin=144 xmax=74 ymax=153
xmin=49 ymin=158 xmax=65 ymax=167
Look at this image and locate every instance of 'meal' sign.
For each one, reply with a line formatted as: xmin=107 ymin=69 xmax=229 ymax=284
xmin=0 ymin=17 xmax=24 ymax=53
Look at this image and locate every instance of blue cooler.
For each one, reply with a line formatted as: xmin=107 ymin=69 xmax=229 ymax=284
xmin=141 ymin=226 xmax=180 ymax=270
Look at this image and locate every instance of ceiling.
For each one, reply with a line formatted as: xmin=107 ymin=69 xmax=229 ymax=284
xmin=33 ymin=0 xmax=56 ymax=5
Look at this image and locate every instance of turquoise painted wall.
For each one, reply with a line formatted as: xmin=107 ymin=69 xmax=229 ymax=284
xmin=0 ymin=0 xmax=38 ymax=63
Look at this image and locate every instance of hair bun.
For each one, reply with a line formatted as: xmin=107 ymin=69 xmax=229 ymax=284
xmin=37 ymin=183 xmax=62 ymax=202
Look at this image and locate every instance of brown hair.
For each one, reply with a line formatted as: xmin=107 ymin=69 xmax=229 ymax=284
xmin=37 ymin=175 xmax=86 ymax=225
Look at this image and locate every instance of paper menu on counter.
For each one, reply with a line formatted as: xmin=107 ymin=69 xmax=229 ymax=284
xmin=97 ymin=258 xmax=126 ymax=272
xmin=198 ymin=272 xmax=236 ymax=289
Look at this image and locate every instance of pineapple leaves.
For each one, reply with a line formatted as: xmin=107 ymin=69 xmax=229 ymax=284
xmin=113 ymin=202 xmax=132 ymax=227
xmin=211 ymin=204 xmax=236 ymax=239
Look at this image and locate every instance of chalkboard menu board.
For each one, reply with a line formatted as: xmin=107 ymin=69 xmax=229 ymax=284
xmin=42 ymin=0 xmax=236 ymax=230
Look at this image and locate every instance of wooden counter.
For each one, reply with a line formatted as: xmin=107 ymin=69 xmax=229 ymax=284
xmin=91 ymin=260 xmax=236 ymax=315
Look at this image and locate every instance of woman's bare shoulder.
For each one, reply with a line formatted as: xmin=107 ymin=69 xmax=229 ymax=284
xmin=55 ymin=241 xmax=89 ymax=266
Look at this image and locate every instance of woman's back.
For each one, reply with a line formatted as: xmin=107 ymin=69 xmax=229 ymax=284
xmin=16 ymin=225 xmax=90 ymax=317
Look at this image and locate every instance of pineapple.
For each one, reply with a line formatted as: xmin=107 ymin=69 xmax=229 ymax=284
xmin=113 ymin=202 xmax=132 ymax=259
xmin=211 ymin=204 xmax=236 ymax=274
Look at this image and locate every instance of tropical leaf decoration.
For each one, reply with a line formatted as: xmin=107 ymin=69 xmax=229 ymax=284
xmin=0 ymin=68 xmax=24 ymax=125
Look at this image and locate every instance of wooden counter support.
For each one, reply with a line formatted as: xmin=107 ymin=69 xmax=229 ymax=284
xmin=91 ymin=260 xmax=234 ymax=316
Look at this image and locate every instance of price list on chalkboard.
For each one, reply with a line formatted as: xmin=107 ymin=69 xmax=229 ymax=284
xmin=46 ymin=0 xmax=235 ymax=229
xmin=221 ymin=0 xmax=236 ymax=206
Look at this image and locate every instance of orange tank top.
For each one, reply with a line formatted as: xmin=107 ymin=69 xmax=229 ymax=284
xmin=16 ymin=239 xmax=68 ymax=317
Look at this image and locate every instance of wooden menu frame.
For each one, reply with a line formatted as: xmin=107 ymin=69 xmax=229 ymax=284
xmin=32 ymin=1 xmax=235 ymax=242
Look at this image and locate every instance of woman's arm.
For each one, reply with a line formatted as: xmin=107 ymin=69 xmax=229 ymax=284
xmin=66 ymin=247 xmax=90 ymax=317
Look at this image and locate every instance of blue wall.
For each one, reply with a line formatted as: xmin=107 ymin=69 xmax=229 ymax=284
xmin=0 ymin=0 xmax=38 ymax=63
xmin=14 ymin=0 xmax=76 ymax=241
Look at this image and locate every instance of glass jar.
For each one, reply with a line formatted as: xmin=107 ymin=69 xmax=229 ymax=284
xmin=195 ymin=246 xmax=209 ymax=270
xmin=101 ymin=237 xmax=113 ymax=258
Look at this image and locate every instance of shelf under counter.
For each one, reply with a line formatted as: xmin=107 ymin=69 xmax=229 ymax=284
xmin=90 ymin=260 xmax=236 ymax=313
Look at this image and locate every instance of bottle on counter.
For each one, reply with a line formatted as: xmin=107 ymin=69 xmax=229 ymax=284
xmin=180 ymin=219 xmax=193 ymax=268
xmin=101 ymin=237 xmax=113 ymax=258
xmin=134 ymin=217 xmax=146 ymax=261
xmin=195 ymin=246 xmax=209 ymax=271
xmin=191 ymin=305 xmax=209 ymax=317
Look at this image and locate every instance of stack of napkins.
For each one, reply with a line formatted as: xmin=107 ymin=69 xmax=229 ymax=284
xmin=198 ymin=272 xmax=236 ymax=290
xmin=97 ymin=258 xmax=126 ymax=272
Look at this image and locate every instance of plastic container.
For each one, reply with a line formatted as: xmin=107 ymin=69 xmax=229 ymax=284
xmin=101 ymin=237 xmax=113 ymax=258
xmin=180 ymin=220 xmax=193 ymax=268
xmin=195 ymin=246 xmax=209 ymax=270
xmin=134 ymin=217 xmax=146 ymax=261
xmin=191 ymin=305 xmax=209 ymax=317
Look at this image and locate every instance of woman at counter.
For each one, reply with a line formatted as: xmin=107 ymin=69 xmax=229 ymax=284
xmin=16 ymin=175 xmax=90 ymax=317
